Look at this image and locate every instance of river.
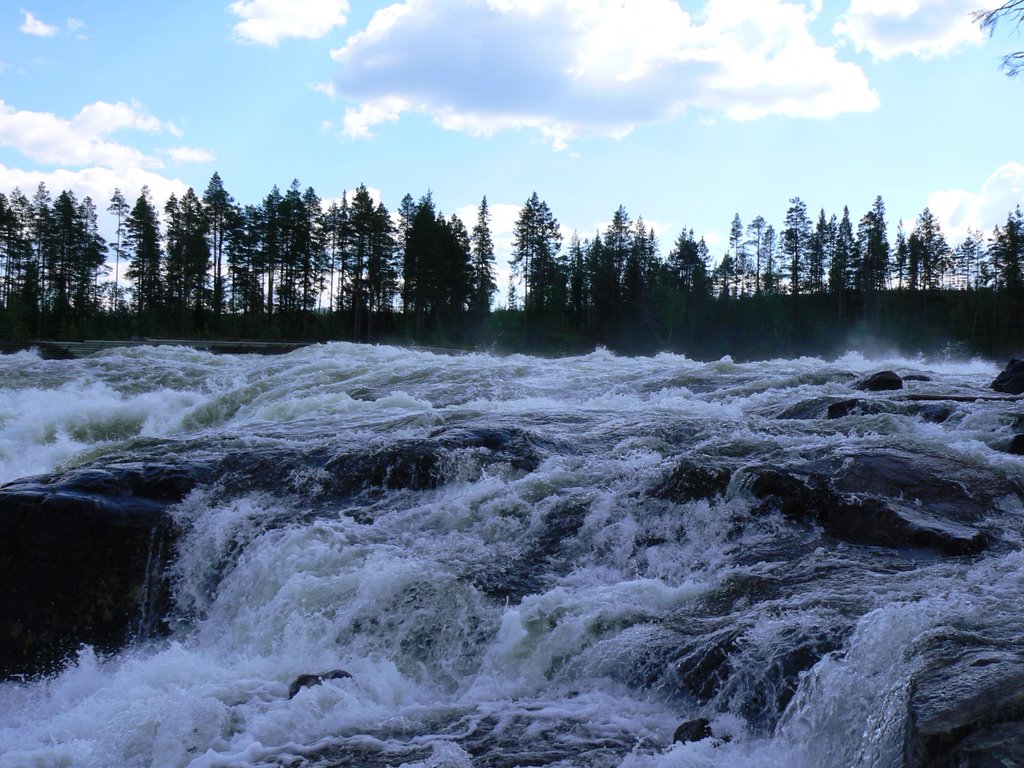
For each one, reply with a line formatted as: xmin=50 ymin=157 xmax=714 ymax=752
xmin=0 ymin=343 xmax=1021 ymax=767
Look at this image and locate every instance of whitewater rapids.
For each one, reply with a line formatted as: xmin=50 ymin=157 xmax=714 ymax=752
xmin=0 ymin=342 xmax=1020 ymax=768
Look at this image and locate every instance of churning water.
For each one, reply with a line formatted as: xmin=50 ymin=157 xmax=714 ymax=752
xmin=0 ymin=343 xmax=1021 ymax=767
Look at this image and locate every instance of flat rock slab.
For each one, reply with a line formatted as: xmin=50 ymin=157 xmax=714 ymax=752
xmin=745 ymin=449 xmax=1021 ymax=555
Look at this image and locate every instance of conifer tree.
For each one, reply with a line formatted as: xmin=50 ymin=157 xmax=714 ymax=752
xmin=469 ymin=195 xmax=497 ymax=321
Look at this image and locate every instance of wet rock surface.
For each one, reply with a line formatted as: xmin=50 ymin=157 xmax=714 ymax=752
xmin=991 ymin=357 xmax=1024 ymax=394
xmin=854 ymin=370 xmax=903 ymax=391
xmin=0 ymin=463 xmax=208 ymax=679
xmin=906 ymin=630 xmax=1024 ymax=767
xmin=744 ymin=449 xmax=1019 ymax=555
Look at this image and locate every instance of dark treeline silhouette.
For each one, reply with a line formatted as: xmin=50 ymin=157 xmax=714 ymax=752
xmin=1 ymin=172 xmax=1023 ymax=359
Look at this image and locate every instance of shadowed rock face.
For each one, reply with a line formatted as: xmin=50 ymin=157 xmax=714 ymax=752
xmin=0 ymin=463 xmax=208 ymax=679
xmin=991 ymin=358 xmax=1024 ymax=394
xmin=745 ymin=449 xmax=1021 ymax=555
xmin=855 ymin=371 xmax=904 ymax=391
xmin=905 ymin=630 xmax=1024 ymax=768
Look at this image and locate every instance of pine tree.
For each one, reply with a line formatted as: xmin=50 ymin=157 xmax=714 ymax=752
xmin=124 ymin=186 xmax=163 ymax=318
xmin=782 ymin=197 xmax=811 ymax=296
xmin=203 ymin=172 xmax=236 ymax=324
xmin=469 ymin=195 xmax=497 ymax=321
xmin=108 ymin=189 xmax=129 ymax=313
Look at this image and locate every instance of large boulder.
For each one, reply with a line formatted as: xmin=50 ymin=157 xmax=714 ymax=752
xmin=905 ymin=631 xmax=1024 ymax=767
xmin=745 ymin=449 xmax=1020 ymax=555
xmin=0 ymin=463 xmax=207 ymax=679
xmin=991 ymin=358 xmax=1024 ymax=395
xmin=854 ymin=371 xmax=903 ymax=391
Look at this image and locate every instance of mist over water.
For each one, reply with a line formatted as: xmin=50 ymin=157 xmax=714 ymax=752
xmin=0 ymin=343 xmax=1020 ymax=768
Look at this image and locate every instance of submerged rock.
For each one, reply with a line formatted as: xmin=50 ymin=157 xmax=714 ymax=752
xmin=854 ymin=371 xmax=903 ymax=391
xmin=654 ymin=457 xmax=733 ymax=503
xmin=673 ymin=717 xmax=712 ymax=744
xmin=991 ymin=358 xmax=1024 ymax=394
xmin=0 ymin=463 xmax=207 ymax=679
xmin=745 ymin=449 xmax=1017 ymax=555
xmin=288 ymin=669 xmax=352 ymax=699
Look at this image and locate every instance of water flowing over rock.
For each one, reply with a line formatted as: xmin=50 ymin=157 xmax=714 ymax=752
xmin=2 ymin=343 xmax=1024 ymax=767
xmin=0 ymin=463 xmax=208 ymax=678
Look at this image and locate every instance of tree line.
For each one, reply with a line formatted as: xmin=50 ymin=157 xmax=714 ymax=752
xmin=1 ymin=172 xmax=1022 ymax=358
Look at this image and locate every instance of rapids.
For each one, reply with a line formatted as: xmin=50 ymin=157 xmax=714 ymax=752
xmin=0 ymin=343 xmax=1021 ymax=767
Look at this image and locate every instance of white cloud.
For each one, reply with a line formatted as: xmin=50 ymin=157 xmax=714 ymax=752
xmin=311 ymin=81 xmax=337 ymax=98
xmin=66 ymin=17 xmax=85 ymax=35
xmin=833 ymin=0 xmax=984 ymax=60
xmin=0 ymin=99 xmax=178 ymax=170
xmin=928 ymin=162 xmax=1024 ymax=243
xmin=166 ymin=147 xmax=216 ymax=164
xmin=229 ymin=0 xmax=350 ymax=46
xmin=19 ymin=8 xmax=59 ymax=37
xmin=0 ymin=163 xmax=188 ymax=214
xmin=329 ymin=0 xmax=878 ymax=145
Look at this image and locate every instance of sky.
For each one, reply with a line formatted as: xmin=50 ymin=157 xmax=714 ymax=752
xmin=1 ymin=0 xmax=1023 ymax=285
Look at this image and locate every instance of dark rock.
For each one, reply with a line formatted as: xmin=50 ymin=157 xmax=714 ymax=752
xmin=654 ymin=458 xmax=733 ymax=503
xmin=288 ymin=669 xmax=352 ymax=699
xmin=854 ymin=371 xmax=903 ymax=391
xmin=775 ymin=397 xmax=835 ymax=420
xmin=902 ymin=374 xmax=932 ymax=382
xmin=991 ymin=358 xmax=1024 ymax=395
xmin=907 ymin=402 xmax=953 ymax=424
xmin=0 ymin=462 xmax=207 ymax=679
xmin=673 ymin=717 xmax=712 ymax=744
xmin=1007 ymin=434 xmax=1024 ymax=456
xmin=906 ymin=631 xmax=1024 ymax=767
xmin=745 ymin=449 xmax=1014 ymax=555
xmin=825 ymin=398 xmax=898 ymax=419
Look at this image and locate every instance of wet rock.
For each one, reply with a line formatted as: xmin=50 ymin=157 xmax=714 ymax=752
xmin=745 ymin=449 xmax=1012 ymax=555
xmin=436 ymin=426 xmax=546 ymax=473
xmin=902 ymin=374 xmax=932 ymax=382
xmin=1007 ymin=434 xmax=1024 ymax=456
xmin=288 ymin=669 xmax=352 ymax=699
xmin=907 ymin=402 xmax=953 ymax=424
xmin=654 ymin=458 xmax=733 ymax=503
xmin=325 ymin=442 xmax=442 ymax=493
xmin=906 ymin=631 xmax=1024 ymax=767
xmin=0 ymin=462 xmax=207 ymax=679
xmin=775 ymin=397 xmax=836 ymax=420
xmin=825 ymin=398 xmax=897 ymax=419
xmin=991 ymin=357 xmax=1024 ymax=395
xmin=854 ymin=371 xmax=903 ymax=391
xmin=673 ymin=717 xmax=712 ymax=744
xmin=321 ymin=427 xmax=546 ymax=497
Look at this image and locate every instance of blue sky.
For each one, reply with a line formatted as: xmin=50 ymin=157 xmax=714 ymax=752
xmin=1 ymin=0 xmax=1022 ymax=283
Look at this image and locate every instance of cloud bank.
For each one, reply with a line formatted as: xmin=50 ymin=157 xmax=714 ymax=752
xmin=329 ymin=0 xmax=879 ymax=147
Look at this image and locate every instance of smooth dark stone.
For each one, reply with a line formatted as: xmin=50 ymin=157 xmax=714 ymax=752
xmin=1008 ymin=434 xmax=1024 ymax=456
xmin=902 ymin=374 xmax=932 ymax=382
xmin=673 ymin=717 xmax=712 ymax=744
xmin=991 ymin=358 xmax=1024 ymax=394
xmin=854 ymin=371 xmax=903 ymax=391
xmin=0 ymin=462 xmax=207 ymax=679
xmin=288 ymin=669 xmax=352 ymax=699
